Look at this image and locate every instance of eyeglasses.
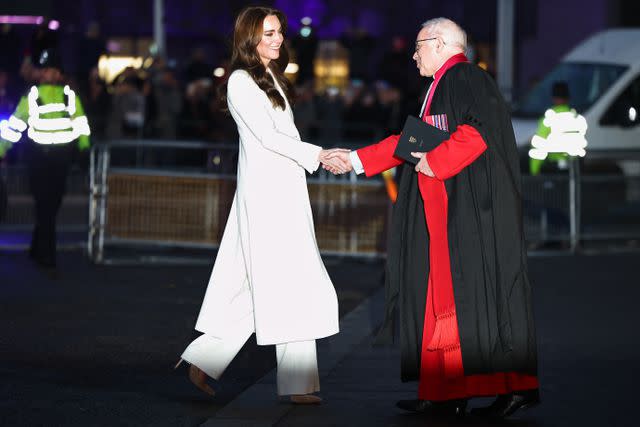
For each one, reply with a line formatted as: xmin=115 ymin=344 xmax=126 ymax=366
xmin=414 ymin=37 xmax=438 ymax=53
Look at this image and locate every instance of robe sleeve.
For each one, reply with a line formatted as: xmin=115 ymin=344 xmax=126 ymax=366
xmin=425 ymin=124 xmax=487 ymax=180
xmin=355 ymin=134 xmax=403 ymax=177
xmin=227 ymin=71 xmax=322 ymax=173
xmin=424 ymin=64 xmax=499 ymax=180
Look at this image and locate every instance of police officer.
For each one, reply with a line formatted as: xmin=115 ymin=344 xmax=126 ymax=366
xmin=529 ymin=81 xmax=572 ymax=175
xmin=0 ymin=49 xmax=90 ymax=276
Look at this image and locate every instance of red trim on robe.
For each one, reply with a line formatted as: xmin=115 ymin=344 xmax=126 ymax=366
xmin=427 ymin=124 xmax=486 ymax=180
xmin=356 ymin=134 xmax=402 ymax=178
xmin=355 ymin=52 xmax=539 ymax=400
xmin=417 ymin=124 xmax=538 ymax=401
xmin=422 ymin=53 xmax=468 ymax=121
xmin=419 ymin=276 xmax=539 ymax=401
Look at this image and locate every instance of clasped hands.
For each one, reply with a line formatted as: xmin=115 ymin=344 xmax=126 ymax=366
xmin=318 ymin=149 xmax=353 ymax=175
xmin=317 ymin=149 xmax=435 ymax=177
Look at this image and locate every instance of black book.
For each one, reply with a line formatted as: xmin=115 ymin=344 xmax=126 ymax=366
xmin=393 ymin=115 xmax=449 ymax=165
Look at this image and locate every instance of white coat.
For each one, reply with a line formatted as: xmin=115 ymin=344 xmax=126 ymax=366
xmin=194 ymin=69 xmax=339 ymax=345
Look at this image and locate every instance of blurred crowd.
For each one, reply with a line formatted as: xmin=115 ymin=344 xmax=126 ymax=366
xmin=0 ymin=21 xmax=430 ymax=149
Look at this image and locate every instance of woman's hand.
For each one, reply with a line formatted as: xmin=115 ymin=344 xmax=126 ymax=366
xmin=319 ymin=148 xmax=352 ymax=174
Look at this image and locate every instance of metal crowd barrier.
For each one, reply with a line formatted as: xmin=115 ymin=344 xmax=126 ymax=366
xmin=522 ymin=156 xmax=640 ymax=249
xmin=2 ymin=140 xmax=640 ymax=260
xmin=87 ymin=140 xmax=390 ymax=263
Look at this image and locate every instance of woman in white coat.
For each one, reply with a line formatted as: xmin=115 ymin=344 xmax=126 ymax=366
xmin=176 ymin=6 xmax=349 ymax=404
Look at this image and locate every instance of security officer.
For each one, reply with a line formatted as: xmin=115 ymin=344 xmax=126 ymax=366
xmin=0 ymin=49 xmax=90 ymax=275
xmin=529 ymin=81 xmax=572 ymax=175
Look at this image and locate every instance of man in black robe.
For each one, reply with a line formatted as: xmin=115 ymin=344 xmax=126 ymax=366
xmin=326 ymin=17 xmax=540 ymax=418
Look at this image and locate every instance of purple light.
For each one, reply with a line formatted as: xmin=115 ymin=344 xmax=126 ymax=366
xmin=106 ymin=40 xmax=121 ymax=53
xmin=48 ymin=20 xmax=60 ymax=30
xmin=274 ymin=0 xmax=326 ymax=33
xmin=0 ymin=15 xmax=44 ymax=25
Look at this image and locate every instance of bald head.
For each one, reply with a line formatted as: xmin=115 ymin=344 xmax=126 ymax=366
xmin=421 ymin=18 xmax=467 ymax=53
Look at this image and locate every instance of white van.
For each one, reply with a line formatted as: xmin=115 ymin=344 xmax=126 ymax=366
xmin=512 ymin=29 xmax=640 ymax=174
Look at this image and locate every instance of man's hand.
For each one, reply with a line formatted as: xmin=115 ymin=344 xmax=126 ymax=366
xmin=319 ymin=148 xmax=352 ymax=175
xmin=411 ymin=152 xmax=435 ymax=177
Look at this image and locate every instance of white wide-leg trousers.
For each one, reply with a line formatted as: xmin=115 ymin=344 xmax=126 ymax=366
xmin=180 ymin=324 xmax=320 ymax=396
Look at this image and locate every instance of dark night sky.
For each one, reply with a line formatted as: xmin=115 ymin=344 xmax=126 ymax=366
xmin=2 ymin=0 xmax=632 ymax=95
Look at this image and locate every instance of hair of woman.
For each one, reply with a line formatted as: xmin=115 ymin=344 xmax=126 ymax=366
xmin=220 ymin=6 xmax=293 ymax=111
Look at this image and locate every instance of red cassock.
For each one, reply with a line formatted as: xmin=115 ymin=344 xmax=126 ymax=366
xmin=356 ymin=60 xmax=538 ymax=401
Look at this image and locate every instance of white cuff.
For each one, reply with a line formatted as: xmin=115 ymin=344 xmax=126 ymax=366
xmin=304 ymin=144 xmax=322 ymax=174
xmin=350 ymin=151 xmax=365 ymax=175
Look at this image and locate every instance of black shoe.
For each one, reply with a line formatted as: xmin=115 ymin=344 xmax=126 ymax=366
xmin=396 ymin=399 xmax=467 ymax=416
xmin=471 ymin=389 xmax=540 ymax=418
xmin=396 ymin=399 xmax=431 ymax=413
xmin=33 ymin=258 xmax=59 ymax=280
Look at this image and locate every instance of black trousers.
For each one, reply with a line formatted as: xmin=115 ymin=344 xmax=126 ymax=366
xmin=27 ymin=143 xmax=74 ymax=267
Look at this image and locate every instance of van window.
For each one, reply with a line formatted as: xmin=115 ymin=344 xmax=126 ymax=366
xmin=513 ymin=62 xmax=627 ymax=118
xmin=600 ymin=75 xmax=640 ymax=127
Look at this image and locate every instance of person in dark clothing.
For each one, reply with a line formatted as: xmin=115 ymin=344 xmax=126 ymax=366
xmin=76 ymin=22 xmax=106 ymax=91
xmin=291 ymin=18 xmax=318 ymax=84
xmin=30 ymin=21 xmax=58 ymax=64
xmin=340 ymin=26 xmax=375 ymax=82
xmin=380 ymin=36 xmax=412 ymax=94
xmin=327 ymin=17 xmax=540 ymax=419
xmin=83 ymin=67 xmax=111 ymax=139
xmin=0 ymin=50 xmax=90 ymax=277
xmin=185 ymin=48 xmax=213 ymax=85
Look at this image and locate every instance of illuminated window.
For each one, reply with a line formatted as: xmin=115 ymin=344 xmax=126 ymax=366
xmin=98 ymin=55 xmax=144 ymax=84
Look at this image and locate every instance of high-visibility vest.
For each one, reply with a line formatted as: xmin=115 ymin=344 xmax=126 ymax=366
xmin=0 ymin=84 xmax=90 ymax=155
xmin=528 ymin=104 xmax=588 ymax=175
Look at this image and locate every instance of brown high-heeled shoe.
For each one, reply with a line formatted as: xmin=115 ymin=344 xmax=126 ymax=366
xmin=175 ymin=359 xmax=215 ymax=396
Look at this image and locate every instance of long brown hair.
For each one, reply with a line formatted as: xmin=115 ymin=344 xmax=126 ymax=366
xmin=220 ymin=6 xmax=293 ymax=110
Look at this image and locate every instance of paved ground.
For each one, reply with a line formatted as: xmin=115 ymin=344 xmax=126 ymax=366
xmin=201 ymin=253 xmax=640 ymax=427
xmin=0 ymin=249 xmax=383 ymax=426
xmin=1 ymin=248 xmax=639 ymax=426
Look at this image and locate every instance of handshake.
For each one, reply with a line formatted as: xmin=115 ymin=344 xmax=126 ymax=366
xmin=318 ymin=148 xmax=353 ymax=175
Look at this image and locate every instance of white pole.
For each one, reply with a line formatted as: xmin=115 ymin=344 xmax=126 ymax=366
xmin=496 ymin=0 xmax=515 ymax=103
xmin=153 ymin=0 xmax=166 ymax=57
